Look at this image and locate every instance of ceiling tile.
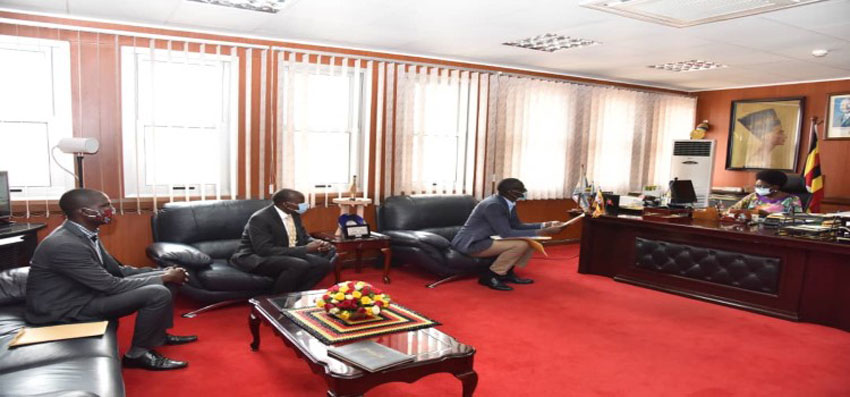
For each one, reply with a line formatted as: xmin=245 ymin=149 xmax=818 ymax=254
xmin=761 ymin=0 xmax=850 ymax=30
xmin=69 ymin=0 xmax=178 ymax=24
xmin=0 ymin=0 xmax=847 ymax=90
xmin=739 ymin=59 xmax=850 ymax=81
xmin=167 ymin=1 xmax=277 ymax=32
xmin=0 ymin=0 xmax=67 ymax=13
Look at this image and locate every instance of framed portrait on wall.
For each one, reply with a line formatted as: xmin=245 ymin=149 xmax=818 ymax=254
xmin=725 ymin=97 xmax=804 ymax=172
xmin=826 ymin=92 xmax=850 ymax=139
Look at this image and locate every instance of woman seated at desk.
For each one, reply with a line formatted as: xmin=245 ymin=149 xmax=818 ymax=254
xmin=727 ymin=169 xmax=803 ymax=215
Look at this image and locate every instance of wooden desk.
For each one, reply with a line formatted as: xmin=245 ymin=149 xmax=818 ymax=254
xmin=0 ymin=222 xmax=46 ymax=270
xmin=579 ymin=215 xmax=850 ymax=332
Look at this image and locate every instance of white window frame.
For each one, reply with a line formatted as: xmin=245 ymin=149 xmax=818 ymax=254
xmin=0 ymin=35 xmax=74 ymax=200
xmin=120 ymin=46 xmax=239 ymax=198
xmin=281 ymin=63 xmax=371 ymax=192
xmin=411 ymin=72 xmax=473 ymax=190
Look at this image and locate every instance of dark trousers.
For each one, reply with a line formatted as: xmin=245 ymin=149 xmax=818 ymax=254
xmin=252 ymin=250 xmax=335 ymax=293
xmin=78 ymin=283 xmax=173 ymax=350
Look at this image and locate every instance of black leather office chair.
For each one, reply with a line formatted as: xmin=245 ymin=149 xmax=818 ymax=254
xmin=146 ymin=200 xmax=274 ymax=317
xmin=376 ymin=195 xmax=493 ymax=288
xmin=782 ymin=174 xmax=812 ymax=211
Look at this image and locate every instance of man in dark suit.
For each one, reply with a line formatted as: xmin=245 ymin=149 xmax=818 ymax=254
xmin=452 ymin=178 xmax=567 ymax=291
xmin=26 ymin=189 xmax=197 ymax=371
xmin=231 ymin=188 xmax=334 ymax=293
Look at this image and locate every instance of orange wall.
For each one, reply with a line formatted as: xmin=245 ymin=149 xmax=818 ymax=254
xmin=696 ymin=79 xmax=850 ymax=208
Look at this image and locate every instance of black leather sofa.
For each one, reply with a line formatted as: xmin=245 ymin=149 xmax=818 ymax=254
xmin=376 ymin=195 xmax=492 ymax=287
xmin=0 ymin=267 xmax=125 ymax=397
xmin=147 ymin=200 xmax=274 ymax=317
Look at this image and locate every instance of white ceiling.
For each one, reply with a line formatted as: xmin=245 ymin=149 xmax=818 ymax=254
xmin=1 ymin=0 xmax=849 ymax=92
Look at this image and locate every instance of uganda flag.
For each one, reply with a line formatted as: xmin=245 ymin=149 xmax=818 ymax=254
xmin=803 ymin=121 xmax=824 ymax=213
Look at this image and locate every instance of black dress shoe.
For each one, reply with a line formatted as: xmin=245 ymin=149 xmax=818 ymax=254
xmin=122 ymin=350 xmax=188 ymax=371
xmin=501 ymin=269 xmax=534 ymax=284
xmin=478 ymin=273 xmax=513 ymax=291
xmin=165 ymin=333 xmax=198 ymax=345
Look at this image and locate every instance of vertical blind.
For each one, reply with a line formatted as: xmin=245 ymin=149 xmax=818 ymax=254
xmin=2 ymin=18 xmax=698 ymax=220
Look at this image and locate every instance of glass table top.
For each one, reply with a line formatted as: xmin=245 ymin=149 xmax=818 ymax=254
xmin=251 ymin=290 xmax=474 ymax=376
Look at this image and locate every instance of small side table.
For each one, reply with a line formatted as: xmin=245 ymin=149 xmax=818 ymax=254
xmin=312 ymin=231 xmax=392 ymax=284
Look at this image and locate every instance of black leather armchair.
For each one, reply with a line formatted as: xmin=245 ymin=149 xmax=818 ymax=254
xmin=147 ymin=200 xmax=274 ymax=317
xmin=0 ymin=267 xmax=125 ymax=396
xmin=376 ymin=195 xmax=492 ymax=287
xmin=782 ymin=173 xmax=813 ymax=211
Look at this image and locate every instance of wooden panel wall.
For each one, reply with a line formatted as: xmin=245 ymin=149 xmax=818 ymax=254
xmin=2 ymin=10 xmax=638 ymax=265
xmin=695 ymin=79 xmax=850 ymax=211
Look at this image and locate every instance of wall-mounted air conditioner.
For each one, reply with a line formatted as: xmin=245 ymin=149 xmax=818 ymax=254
xmin=670 ymin=140 xmax=715 ymax=207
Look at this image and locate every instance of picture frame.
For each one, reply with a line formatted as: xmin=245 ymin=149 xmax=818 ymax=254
xmin=342 ymin=224 xmax=371 ymax=239
xmin=826 ymin=92 xmax=850 ymax=140
xmin=725 ymin=97 xmax=804 ymax=172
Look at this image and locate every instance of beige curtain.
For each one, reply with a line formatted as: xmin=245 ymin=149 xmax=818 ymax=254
xmin=484 ymin=74 xmax=696 ymax=198
xmin=388 ymin=64 xmax=482 ymax=196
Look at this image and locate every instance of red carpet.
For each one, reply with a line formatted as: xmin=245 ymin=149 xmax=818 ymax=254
xmin=119 ymin=245 xmax=850 ymax=396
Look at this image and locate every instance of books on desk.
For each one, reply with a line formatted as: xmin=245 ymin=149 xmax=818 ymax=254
xmin=327 ymin=340 xmax=414 ymax=372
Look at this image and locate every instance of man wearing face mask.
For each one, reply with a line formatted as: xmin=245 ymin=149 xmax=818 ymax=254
xmin=231 ymin=188 xmax=334 ymax=293
xmin=452 ymin=178 xmax=568 ymax=291
xmin=726 ymin=170 xmax=803 ymax=215
xmin=26 ymin=188 xmax=195 ymax=371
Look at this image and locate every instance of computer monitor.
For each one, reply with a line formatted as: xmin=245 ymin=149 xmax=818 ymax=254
xmin=0 ymin=171 xmax=10 ymax=224
xmin=669 ymin=179 xmax=697 ymax=206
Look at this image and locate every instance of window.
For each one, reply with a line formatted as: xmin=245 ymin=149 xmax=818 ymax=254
xmin=411 ymin=74 xmax=471 ymax=187
xmin=121 ymin=46 xmax=238 ymax=198
xmin=392 ymin=68 xmax=478 ymax=195
xmin=0 ymin=35 xmax=74 ymax=199
xmin=279 ymin=62 xmax=370 ymax=193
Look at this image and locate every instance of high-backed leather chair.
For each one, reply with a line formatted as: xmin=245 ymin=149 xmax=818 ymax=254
xmin=782 ymin=173 xmax=813 ymax=211
xmin=146 ymin=200 xmax=274 ymax=317
xmin=376 ymin=195 xmax=492 ymax=287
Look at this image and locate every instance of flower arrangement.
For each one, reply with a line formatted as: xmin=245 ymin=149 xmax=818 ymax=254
xmin=316 ymin=281 xmax=391 ymax=321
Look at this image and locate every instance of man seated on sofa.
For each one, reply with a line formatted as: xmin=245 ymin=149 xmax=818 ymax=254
xmin=452 ymin=178 xmax=568 ymax=291
xmin=26 ymin=188 xmax=197 ymax=371
xmin=231 ymin=188 xmax=334 ymax=293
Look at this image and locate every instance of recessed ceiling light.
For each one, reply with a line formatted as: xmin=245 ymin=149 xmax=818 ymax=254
xmin=503 ymin=33 xmax=600 ymax=52
xmin=648 ymin=60 xmax=726 ymax=72
xmin=811 ymin=49 xmax=829 ymax=57
xmin=187 ymin=0 xmax=293 ymax=14
xmin=582 ymin=0 xmax=826 ymax=28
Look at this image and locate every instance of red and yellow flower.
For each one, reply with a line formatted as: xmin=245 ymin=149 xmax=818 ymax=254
xmin=316 ymin=281 xmax=391 ymax=320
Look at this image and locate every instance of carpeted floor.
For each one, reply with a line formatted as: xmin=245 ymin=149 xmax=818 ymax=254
xmin=119 ymin=245 xmax=850 ymax=396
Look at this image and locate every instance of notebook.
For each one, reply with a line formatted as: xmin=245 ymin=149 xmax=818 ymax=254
xmin=327 ymin=340 xmax=415 ymax=372
xmin=8 ymin=321 xmax=109 ymax=348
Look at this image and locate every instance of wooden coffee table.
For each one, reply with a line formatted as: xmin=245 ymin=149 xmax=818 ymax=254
xmin=249 ymin=291 xmax=477 ymax=397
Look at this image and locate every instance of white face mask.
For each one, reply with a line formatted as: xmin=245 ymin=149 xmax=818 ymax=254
xmin=755 ymin=187 xmax=772 ymax=196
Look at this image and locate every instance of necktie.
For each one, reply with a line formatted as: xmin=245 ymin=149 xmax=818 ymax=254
xmin=284 ymin=215 xmax=297 ymax=247
xmin=90 ymin=235 xmax=104 ymax=264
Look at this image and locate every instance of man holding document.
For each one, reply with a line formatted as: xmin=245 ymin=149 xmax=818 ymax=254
xmin=452 ymin=178 xmax=570 ymax=291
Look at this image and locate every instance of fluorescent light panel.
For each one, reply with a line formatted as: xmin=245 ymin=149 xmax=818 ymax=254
xmin=582 ymin=0 xmax=826 ymax=28
xmin=648 ymin=59 xmax=726 ymax=72
xmin=187 ymin=0 xmax=289 ymax=14
xmin=503 ymin=33 xmax=599 ymax=52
